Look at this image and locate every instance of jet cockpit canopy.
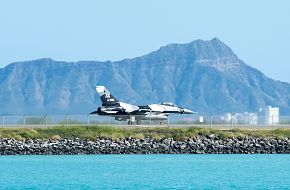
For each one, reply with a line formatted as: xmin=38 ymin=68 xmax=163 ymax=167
xmin=161 ymin=102 xmax=177 ymax=107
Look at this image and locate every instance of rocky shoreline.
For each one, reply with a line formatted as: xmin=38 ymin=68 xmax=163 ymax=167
xmin=0 ymin=136 xmax=289 ymax=155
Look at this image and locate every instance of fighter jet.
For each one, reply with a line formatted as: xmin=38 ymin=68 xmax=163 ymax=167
xmin=90 ymin=86 xmax=193 ymax=125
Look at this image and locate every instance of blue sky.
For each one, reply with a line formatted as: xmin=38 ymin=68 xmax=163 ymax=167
xmin=0 ymin=0 xmax=290 ymax=82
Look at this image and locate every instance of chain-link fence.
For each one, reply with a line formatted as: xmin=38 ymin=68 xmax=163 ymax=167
xmin=168 ymin=114 xmax=290 ymax=127
xmin=0 ymin=114 xmax=290 ymax=128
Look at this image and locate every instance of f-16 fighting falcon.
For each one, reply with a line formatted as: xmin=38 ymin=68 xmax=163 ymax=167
xmin=90 ymin=86 xmax=194 ymax=125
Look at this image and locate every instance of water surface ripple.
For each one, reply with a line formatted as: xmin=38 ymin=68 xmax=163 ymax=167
xmin=0 ymin=155 xmax=289 ymax=189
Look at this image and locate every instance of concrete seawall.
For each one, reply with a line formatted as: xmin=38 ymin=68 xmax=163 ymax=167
xmin=1 ymin=136 xmax=289 ymax=155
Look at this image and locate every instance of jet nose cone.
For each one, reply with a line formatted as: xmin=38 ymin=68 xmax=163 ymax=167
xmin=183 ymin=108 xmax=194 ymax=114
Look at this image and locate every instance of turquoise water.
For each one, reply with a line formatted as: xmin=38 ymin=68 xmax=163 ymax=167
xmin=0 ymin=155 xmax=290 ymax=189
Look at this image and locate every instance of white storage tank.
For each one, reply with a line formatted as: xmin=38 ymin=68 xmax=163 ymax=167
xmin=259 ymin=106 xmax=279 ymax=125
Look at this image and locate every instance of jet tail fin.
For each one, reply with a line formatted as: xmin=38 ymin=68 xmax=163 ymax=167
xmin=96 ymin=86 xmax=119 ymax=106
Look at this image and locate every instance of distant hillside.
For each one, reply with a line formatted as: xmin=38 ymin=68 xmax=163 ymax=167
xmin=0 ymin=38 xmax=290 ymax=115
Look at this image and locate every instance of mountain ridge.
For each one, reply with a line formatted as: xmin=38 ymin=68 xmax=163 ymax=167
xmin=0 ymin=38 xmax=290 ymax=115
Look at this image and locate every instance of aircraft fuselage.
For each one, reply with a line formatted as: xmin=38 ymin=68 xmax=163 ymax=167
xmin=90 ymin=86 xmax=194 ymax=125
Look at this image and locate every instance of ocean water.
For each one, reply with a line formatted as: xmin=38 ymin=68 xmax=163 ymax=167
xmin=0 ymin=155 xmax=289 ymax=189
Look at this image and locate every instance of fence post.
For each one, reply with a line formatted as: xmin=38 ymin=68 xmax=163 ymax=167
xmin=210 ymin=115 xmax=212 ymax=128
xmin=251 ymin=115 xmax=253 ymax=126
xmin=87 ymin=115 xmax=90 ymax=126
xmin=66 ymin=114 xmax=69 ymax=126
xmin=149 ymin=111 xmax=152 ymax=126
xmin=231 ymin=114 xmax=234 ymax=128
xmin=23 ymin=115 xmax=26 ymax=126
xmin=2 ymin=115 xmax=4 ymax=128
xmin=272 ymin=115 xmax=274 ymax=125
xmin=109 ymin=114 xmax=111 ymax=125
xmin=167 ymin=115 xmax=170 ymax=126
xmin=45 ymin=114 xmax=48 ymax=127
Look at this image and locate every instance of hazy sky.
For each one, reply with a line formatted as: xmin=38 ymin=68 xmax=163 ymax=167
xmin=0 ymin=1 xmax=289 ymax=82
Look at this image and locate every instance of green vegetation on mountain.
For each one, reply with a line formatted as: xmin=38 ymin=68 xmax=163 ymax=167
xmin=1 ymin=39 xmax=290 ymax=115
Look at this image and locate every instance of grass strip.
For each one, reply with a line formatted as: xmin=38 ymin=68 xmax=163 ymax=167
xmin=0 ymin=126 xmax=290 ymax=141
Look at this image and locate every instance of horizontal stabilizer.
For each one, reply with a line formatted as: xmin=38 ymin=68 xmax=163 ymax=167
xmin=90 ymin=111 xmax=98 ymax=114
xmin=103 ymin=111 xmax=119 ymax=114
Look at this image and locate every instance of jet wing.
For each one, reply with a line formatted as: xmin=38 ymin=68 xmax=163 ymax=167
xmin=119 ymin=102 xmax=139 ymax=113
xmin=148 ymin=104 xmax=164 ymax=112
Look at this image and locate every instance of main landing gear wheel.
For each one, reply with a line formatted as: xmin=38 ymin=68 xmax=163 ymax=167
xmin=136 ymin=120 xmax=141 ymax=125
xmin=160 ymin=122 xmax=164 ymax=125
xmin=128 ymin=121 xmax=133 ymax=125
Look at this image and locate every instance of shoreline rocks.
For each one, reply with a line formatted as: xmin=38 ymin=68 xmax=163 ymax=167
xmin=0 ymin=136 xmax=289 ymax=155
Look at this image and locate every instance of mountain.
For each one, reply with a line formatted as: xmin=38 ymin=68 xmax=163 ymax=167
xmin=1 ymin=38 xmax=290 ymax=115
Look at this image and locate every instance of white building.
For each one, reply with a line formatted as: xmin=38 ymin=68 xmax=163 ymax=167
xmin=259 ymin=106 xmax=279 ymax=125
xmin=237 ymin=112 xmax=258 ymax=125
xmin=222 ymin=112 xmax=258 ymax=125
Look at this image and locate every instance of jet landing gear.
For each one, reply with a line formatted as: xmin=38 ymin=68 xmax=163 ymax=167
xmin=128 ymin=120 xmax=142 ymax=125
xmin=127 ymin=120 xmax=142 ymax=125
xmin=127 ymin=116 xmax=142 ymax=125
